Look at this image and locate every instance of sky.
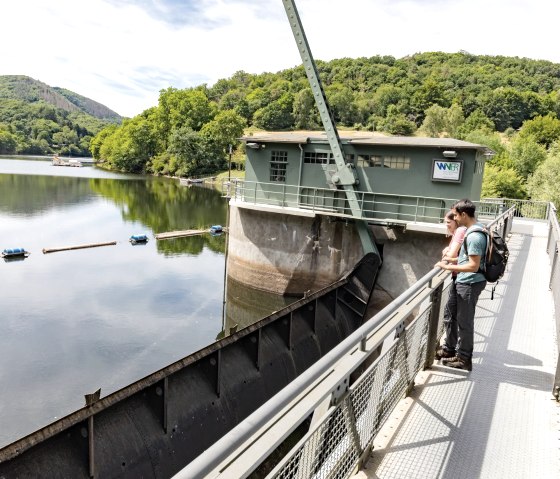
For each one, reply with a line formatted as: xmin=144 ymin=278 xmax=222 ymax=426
xmin=1 ymin=0 xmax=559 ymax=118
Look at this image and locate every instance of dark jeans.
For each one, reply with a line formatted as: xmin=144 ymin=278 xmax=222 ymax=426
xmin=443 ymin=280 xmax=486 ymax=360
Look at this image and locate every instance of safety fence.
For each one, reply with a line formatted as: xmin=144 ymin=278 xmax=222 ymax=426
xmin=224 ymin=180 xmax=514 ymax=225
xmin=481 ymin=197 xmax=550 ymax=220
xmin=175 ymin=206 xmax=516 ymax=479
xmin=546 ymin=203 xmax=560 ymax=400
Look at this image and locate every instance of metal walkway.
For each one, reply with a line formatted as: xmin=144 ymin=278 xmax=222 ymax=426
xmin=359 ymin=220 xmax=560 ymax=479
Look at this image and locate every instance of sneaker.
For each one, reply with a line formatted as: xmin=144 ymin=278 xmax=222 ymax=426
xmin=435 ymin=346 xmax=456 ymax=360
xmin=442 ymin=356 xmax=472 ymax=371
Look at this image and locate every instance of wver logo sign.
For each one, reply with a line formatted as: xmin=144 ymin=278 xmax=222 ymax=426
xmin=432 ymin=159 xmax=462 ymax=181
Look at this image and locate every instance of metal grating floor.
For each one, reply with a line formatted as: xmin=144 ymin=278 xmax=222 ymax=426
xmin=357 ymin=220 xmax=560 ymax=479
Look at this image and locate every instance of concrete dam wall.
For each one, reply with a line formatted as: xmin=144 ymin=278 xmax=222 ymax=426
xmin=227 ymin=204 xmax=448 ymax=300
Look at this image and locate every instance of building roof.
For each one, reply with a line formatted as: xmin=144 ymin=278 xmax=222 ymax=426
xmin=241 ymin=131 xmax=493 ymax=154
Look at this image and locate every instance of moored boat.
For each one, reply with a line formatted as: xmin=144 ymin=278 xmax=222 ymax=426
xmin=52 ymin=155 xmax=83 ymax=167
xmin=179 ymin=178 xmax=204 ymax=186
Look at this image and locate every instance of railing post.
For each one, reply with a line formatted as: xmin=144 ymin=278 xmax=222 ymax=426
xmin=359 ymin=191 xmax=365 ymax=219
xmin=553 ymin=356 xmax=560 ymax=401
xmin=424 ymin=281 xmax=444 ymax=369
xmin=313 ymin=188 xmax=317 ymax=212
xmin=550 ymin=242 xmax=560 ymax=290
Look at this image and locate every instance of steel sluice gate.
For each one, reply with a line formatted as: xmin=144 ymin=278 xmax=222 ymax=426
xmin=0 ymin=253 xmax=381 ymax=478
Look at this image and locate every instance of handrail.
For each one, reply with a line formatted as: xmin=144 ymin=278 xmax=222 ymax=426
xmin=175 ymin=205 xmax=519 ymax=478
xmin=174 ymin=267 xmax=445 ymax=478
xmin=546 ymin=203 xmax=560 ymax=400
xmin=224 ymin=180 xmax=516 ymax=225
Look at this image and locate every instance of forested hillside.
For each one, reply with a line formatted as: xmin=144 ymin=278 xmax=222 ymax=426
xmin=91 ymin=52 xmax=560 ymax=203
xmin=0 ymin=75 xmax=121 ymax=157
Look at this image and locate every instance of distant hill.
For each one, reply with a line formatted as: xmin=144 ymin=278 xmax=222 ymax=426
xmin=0 ymin=75 xmax=122 ymax=156
xmin=0 ymin=75 xmax=121 ymax=121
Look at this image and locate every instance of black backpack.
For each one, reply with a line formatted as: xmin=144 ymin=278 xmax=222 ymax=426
xmin=464 ymin=226 xmax=509 ymax=285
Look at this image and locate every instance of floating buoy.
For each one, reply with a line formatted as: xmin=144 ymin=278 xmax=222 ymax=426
xmin=129 ymin=234 xmax=149 ymax=244
xmin=1 ymin=247 xmax=30 ymax=258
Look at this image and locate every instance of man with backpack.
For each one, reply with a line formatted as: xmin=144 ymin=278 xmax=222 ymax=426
xmin=435 ymin=198 xmax=487 ymax=371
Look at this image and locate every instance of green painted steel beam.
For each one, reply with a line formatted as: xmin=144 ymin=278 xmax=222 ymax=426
xmin=281 ymin=0 xmax=377 ymax=254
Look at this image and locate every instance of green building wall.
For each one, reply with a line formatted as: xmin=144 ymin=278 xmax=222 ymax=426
xmin=244 ymin=140 xmax=486 ymax=205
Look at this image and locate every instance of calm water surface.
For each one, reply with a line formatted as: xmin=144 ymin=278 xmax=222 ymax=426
xmin=0 ymin=157 xmax=289 ymax=447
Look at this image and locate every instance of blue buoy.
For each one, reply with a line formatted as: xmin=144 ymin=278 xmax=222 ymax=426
xmin=129 ymin=234 xmax=149 ymax=244
xmin=2 ymin=247 xmax=29 ymax=258
xmin=209 ymin=225 xmax=223 ymax=234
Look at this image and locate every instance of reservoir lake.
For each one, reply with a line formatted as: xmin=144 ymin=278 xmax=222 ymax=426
xmin=0 ymin=157 xmax=289 ymax=447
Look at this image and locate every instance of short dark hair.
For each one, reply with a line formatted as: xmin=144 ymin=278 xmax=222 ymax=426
xmin=452 ymin=198 xmax=476 ymax=218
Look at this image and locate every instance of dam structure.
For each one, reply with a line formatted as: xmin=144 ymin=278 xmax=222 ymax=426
xmin=177 ymin=203 xmax=560 ymax=479
xmin=2 ymin=2 xmax=558 ymax=478
xmin=225 ymin=0 xmax=491 ymax=300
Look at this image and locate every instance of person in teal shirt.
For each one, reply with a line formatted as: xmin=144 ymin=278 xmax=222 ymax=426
xmin=435 ymin=199 xmax=487 ymax=371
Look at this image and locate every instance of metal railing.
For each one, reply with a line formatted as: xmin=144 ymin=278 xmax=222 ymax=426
xmin=546 ymin=203 xmax=560 ymax=400
xmin=481 ymin=197 xmax=550 ymax=220
xmin=175 ymin=207 xmax=517 ymax=479
xmin=224 ymin=180 xmax=513 ymax=225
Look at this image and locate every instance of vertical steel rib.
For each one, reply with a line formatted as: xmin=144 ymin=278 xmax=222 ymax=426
xmin=281 ymin=0 xmax=377 ymax=254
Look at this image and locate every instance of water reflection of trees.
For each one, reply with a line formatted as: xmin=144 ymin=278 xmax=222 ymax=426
xmin=155 ymin=233 xmax=225 ymax=256
xmin=0 ymin=174 xmax=93 ymax=215
xmin=89 ymin=179 xmax=227 ymax=255
xmin=0 ymin=172 xmax=228 ymax=256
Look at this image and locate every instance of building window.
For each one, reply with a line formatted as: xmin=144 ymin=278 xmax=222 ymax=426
xmin=474 ymin=160 xmax=484 ymax=174
xmin=270 ymin=151 xmax=288 ymax=182
xmin=304 ymin=152 xmax=354 ymax=164
xmin=304 ymin=152 xmax=333 ymax=164
xmin=357 ymin=155 xmax=383 ymax=167
xmin=383 ymin=156 xmax=410 ymax=169
xmin=357 ymin=155 xmax=411 ymax=168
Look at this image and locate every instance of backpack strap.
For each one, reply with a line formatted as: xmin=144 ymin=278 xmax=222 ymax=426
xmin=463 ymin=226 xmax=488 ymax=273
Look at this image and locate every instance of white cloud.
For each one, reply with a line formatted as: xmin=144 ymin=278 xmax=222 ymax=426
xmin=1 ymin=0 xmax=559 ymax=117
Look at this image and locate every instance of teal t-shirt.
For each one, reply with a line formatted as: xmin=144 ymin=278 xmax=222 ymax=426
xmin=456 ymin=223 xmax=487 ymax=284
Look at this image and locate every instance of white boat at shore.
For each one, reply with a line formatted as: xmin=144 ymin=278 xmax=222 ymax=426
xmin=52 ymin=155 xmax=82 ymax=167
xmin=179 ymin=177 xmax=204 ymax=186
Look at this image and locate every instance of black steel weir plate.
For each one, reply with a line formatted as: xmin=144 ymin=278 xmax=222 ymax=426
xmin=0 ymin=253 xmax=380 ymax=478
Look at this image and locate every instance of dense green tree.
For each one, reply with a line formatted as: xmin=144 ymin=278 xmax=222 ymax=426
xmin=90 ymin=124 xmax=118 ymax=159
xmin=457 ymin=109 xmax=495 ymax=138
xmin=508 ymin=134 xmax=547 ymax=179
xmin=155 ymin=87 xmax=215 ymax=146
xmin=371 ymin=85 xmax=404 ymax=117
xmin=253 ymin=92 xmax=294 ymax=130
xmin=166 ymin=126 xmax=224 ymax=177
xmin=482 ymin=164 xmax=526 ymax=199
xmin=84 ymin=50 xmax=560 ymax=195
xmin=446 ymin=104 xmax=465 ymax=138
xmin=200 ymin=109 xmax=246 ymax=152
xmin=325 ymin=83 xmax=358 ymax=125
xmin=480 ymin=88 xmax=551 ymax=131
xmin=527 ymin=142 xmax=560 ymax=204
xmin=292 ymin=88 xmax=320 ymax=129
xmin=420 ymin=104 xmax=447 ymax=137
xmin=0 ymin=124 xmax=17 ymax=153
xmin=518 ymin=113 xmax=560 ymax=148
xmin=410 ymin=76 xmax=449 ymax=122
xmin=377 ymin=106 xmax=417 ymax=135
